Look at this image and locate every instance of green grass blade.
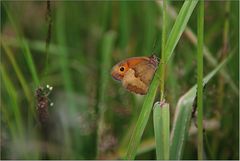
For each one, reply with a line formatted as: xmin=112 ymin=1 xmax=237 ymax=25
xmin=125 ymin=1 xmax=198 ymax=159
xmin=116 ymin=53 xmax=233 ymax=159
xmin=1 ymin=103 xmax=19 ymax=141
xmin=2 ymin=36 xmax=86 ymax=65
xmin=97 ymin=31 xmax=116 ymax=157
xmin=125 ymin=67 xmax=160 ymax=160
xmin=0 ymin=64 xmax=24 ymax=138
xmin=197 ymin=1 xmax=204 ymax=159
xmin=1 ymin=41 xmax=32 ymax=103
xmin=170 ymin=54 xmax=233 ymax=160
xmin=3 ymin=3 xmax=39 ymax=86
xmin=154 ymin=1 xmax=169 ymax=159
xmin=55 ymin=2 xmax=75 ymax=156
xmin=156 ymin=1 xmax=238 ymax=94
xmin=1 ymin=41 xmax=37 ymax=124
xmin=153 ymin=102 xmax=170 ymax=160
xmin=159 ymin=0 xmax=167 ymax=101
xmin=165 ymin=0 xmax=198 ymax=62
xmin=56 ymin=2 xmax=72 ymax=92
xmin=119 ymin=1 xmax=129 ymax=50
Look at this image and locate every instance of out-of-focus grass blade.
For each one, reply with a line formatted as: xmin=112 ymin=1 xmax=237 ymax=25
xmin=119 ymin=1 xmax=129 ymax=50
xmin=0 ymin=64 xmax=24 ymax=138
xmin=165 ymin=0 xmax=198 ymax=62
xmin=1 ymin=41 xmax=36 ymax=124
xmin=197 ymin=1 xmax=204 ymax=159
xmin=125 ymin=1 xmax=198 ymax=159
xmin=153 ymin=102 xmax=170 ymax=160
xmin=97 ymin=31 xmax=116 ymax=157
xmin=55 ymin=2 xmax=75 ymax=156
xmin=1 ymin=41 xmax=32 ymax=103
xmin=98 ymin=31 xmax=117 ymax=104
xmin=170 ymin=54 xmax=233 ymax=160
xmin=3 ymin=2 xmax=39 ymax=86
xmin=3 ymin=36 xmax=66 ymax=56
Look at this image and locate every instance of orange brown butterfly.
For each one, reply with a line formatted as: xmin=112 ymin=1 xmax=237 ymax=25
xmin=111 ymin=55 xmax=159 ymax=95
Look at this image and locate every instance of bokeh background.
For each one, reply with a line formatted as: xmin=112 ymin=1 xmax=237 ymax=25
xmin=1 ymin=1 xmax=239 ymax=159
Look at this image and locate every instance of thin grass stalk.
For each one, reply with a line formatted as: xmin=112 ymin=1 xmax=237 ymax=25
xmin=44 ymin=0 xmax=52 ymax=78
xmin=160 ymin=0 xmax=167 ymax=101
xmin=197 ymin=1 xmax=204 ymax=159
xmin=154 ymin=0 xmax=169 ymax=159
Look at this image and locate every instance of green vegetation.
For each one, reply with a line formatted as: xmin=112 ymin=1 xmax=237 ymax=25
xmin=1 ymin=1 xmax=239 ymax=160
xmin=197 ymin=1 xmax=204 ymax=159
xmin=153 ymin=102 xmax=170 ymax=160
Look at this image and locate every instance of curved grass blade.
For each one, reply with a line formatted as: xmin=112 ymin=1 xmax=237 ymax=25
xmin=156 ymin=0 xmax=238 ymax=94
xmin=165 ymin=0 xmax=198 ymax=62
xmin=170 ymin=54 xmax=233 ymax=160
xmin=3 ymin=2 xmax=39 ymax=86
xmin=1 ymin=41 xmax=32 ymax=103
xmin=125 ymin=66 xmax=160 ymax=160
xmin=125 ymin=1 xmax=198 ymax=159
xmin=0 ymin=65 xmax=24 ymax=138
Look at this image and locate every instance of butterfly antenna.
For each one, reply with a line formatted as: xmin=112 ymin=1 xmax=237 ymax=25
xmin=150 ymin=39 xmax=160 ymax=61
xmin=151 ymin=38 xmax=158 ymax=55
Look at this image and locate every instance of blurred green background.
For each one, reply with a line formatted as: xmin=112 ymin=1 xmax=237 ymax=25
xmin=0 ymin=1 xmax=239 ymax=160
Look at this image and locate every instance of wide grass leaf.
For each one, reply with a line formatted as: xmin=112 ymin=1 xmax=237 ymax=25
xmin=153 ymin=102 xmax=170 ymax=160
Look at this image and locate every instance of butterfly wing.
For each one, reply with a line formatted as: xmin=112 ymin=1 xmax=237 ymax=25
xmin=131 ymin=60 xmax=157 ymax=86
xmin=122 ymin=68 xmax=148 ymax=95
xmin=111 ymin=55 xmax=159 ymax=95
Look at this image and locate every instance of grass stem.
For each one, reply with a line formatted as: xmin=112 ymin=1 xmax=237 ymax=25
xmin=197 ymin=1 xmax=204 ymax=160
xmin=125 ymin=1 xmax=198 ymax=159
xmin=160 ymin=0 xmax=166 ymax=101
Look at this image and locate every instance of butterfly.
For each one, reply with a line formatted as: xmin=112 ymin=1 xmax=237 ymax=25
xmin=111 ymin=55 xmax=159 ymax=95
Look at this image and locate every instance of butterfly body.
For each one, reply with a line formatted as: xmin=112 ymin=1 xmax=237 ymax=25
xmin=111 ymin=55 xmax=159 ymax=95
